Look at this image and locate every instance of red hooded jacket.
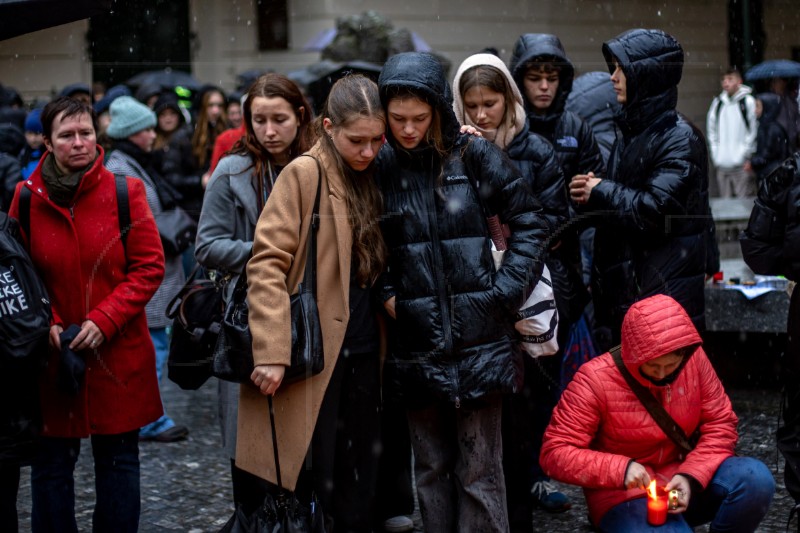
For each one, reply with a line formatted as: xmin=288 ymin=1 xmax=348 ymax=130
xmin=9 ymin=147 xmax=165 ymax=437
xmin=540 ymin=294 xmax=738 ymax=525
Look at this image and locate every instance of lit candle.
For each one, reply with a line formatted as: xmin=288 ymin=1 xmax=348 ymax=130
xmin=647 ymin=480 xmax=668 ymax=526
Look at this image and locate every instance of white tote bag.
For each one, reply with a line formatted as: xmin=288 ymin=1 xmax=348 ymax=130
xmin=491 ymin=239 xmax=560 ymax=357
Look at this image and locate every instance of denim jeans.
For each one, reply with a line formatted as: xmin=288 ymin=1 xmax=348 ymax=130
xmin=31 ymin=431 xmax=141 ymax=533
xmin=407 ymin=396 xmax=508 ymax=533
xmin=139 ymin=327 xmax=175 ymax=438
xmin=599 ymin=456 xmax=775 ymax=532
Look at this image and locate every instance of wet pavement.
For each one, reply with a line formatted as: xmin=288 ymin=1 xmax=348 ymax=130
xmin=15 ymin=377 xmax=795 ymax=532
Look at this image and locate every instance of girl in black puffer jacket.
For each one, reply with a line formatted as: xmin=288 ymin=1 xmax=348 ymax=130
xmin=376 ymin=52 xmax=549 ymax=533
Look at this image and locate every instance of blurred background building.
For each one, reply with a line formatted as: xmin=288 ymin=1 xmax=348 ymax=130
xmin=0 ymin=0 xmax=798 ymax=136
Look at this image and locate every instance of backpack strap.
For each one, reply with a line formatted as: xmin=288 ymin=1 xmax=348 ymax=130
xmin=18 ymin=186 xmax=31 ymax=238
xmin=609 ymin=345 xmax=697 ymax=456
xmin=114 ymin=174 xmax=130 ymax=250
xmin=18 ymin=176 xmax=130 ymax=250
xmin=715 ymin=96 xmax=751 ymax=131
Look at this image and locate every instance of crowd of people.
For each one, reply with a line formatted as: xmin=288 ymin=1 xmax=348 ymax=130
xmin=1 ymin=25 xmax=794 ymax=533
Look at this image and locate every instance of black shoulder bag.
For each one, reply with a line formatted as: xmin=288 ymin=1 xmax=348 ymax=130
xmin=212 ymin=155 xmax=325 ymax=385
xmin=610 ymin=346 xmax=699 ymax=458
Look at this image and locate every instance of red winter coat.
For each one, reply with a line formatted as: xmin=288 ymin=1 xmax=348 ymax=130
xmin=540 ymin=294 xmax=738 ymax=526
xmin=9 ymin=148 xmax=165 ymax=438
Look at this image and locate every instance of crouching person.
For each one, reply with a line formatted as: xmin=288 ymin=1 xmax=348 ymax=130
xmin=540 ymin=294 xmax=774 ymax=532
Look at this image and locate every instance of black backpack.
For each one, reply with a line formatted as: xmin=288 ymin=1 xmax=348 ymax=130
xmin=0 ymin=209 xmax=51 ymax=360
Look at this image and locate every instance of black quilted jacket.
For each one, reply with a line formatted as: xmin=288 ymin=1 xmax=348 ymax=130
xmin=376 ymin=52 xmax=548 ymax=408
xmin=587 ymin=29 xmax=711 ymax=337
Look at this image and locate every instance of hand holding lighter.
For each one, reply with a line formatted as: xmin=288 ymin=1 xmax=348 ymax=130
xmin=668 ymin=489 xmax=679 ymax=510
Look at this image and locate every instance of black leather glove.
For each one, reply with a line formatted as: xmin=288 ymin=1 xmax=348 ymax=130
xmin=58 ymin=324 xmax=86 ymax=396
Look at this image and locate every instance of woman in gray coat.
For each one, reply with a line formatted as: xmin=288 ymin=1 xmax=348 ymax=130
xmin=194 ymin=73 xmax=313 ymax=514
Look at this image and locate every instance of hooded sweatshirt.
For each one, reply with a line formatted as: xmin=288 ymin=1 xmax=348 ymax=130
xmin=706 ymin=84 xmax=757 ymax=168
xmin=541 ymin=294 xmax=737 ymax=525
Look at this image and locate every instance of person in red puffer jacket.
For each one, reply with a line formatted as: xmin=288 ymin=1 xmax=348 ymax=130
xmin=541 ymin=294 xmax=774 ymax=532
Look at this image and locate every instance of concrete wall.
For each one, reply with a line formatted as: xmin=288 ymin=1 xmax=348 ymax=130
xmin=1 ymin=0 xmax=799 ymax=133
xmin=0 ymin=20 xmax=91 ymax=103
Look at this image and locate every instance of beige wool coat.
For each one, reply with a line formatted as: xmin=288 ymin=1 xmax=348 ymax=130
xmin=236 ymin=143 xmax=353 ymax=490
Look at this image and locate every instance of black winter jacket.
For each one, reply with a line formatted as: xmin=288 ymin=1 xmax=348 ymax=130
xmin=740 ymin=152 xmax=800 ymax=501
xmin=751 ymin=92 xmax=792 ymax=181
xmin=505 ymin=121 xmax=587 ymax=324
xmin=586 ymin=29 xmax=712 ymax=338
xmin=154 ymin=125 xmax=203 ymax=220
xmin=509 ymin=33 xmax=605 ymax=182
xmin=0 ymin=123 xmax=24 ymax=211
xmin=376 ymin=52 xmax=548 ymax=408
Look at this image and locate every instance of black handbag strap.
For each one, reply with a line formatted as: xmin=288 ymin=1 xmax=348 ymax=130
xmin=609 ymin=345 xmax=695 ymax=454
xmin=300 ymin=155 xmax=323 ymax=297
xmin=267 ymin=395 xmax=284 ymax=490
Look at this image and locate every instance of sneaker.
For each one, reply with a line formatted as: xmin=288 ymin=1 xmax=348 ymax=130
xmin=531 ymin=478 xmax=572 ymax=513
xmin=383 ymin=515 xmax=414 ymax=532
xmin=141 ymin=425 xmax=189 ymax=443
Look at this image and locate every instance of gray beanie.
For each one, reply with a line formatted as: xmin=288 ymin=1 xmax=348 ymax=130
xmin=106 ymin=96 xmax=157 ymax=139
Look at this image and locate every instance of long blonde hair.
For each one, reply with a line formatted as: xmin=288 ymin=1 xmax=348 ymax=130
xmin=316 ymin=75 xmax=388 ymax=286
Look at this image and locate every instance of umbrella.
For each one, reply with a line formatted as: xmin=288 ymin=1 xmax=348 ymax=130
xmin=126 ymin=68 xmax=201 ymax=91
xmin=302 ymin=27 xmax=431 ymax=53
xmin=0 ymin=0 xmax=112 ymax=41
xmin=288 ymin=60 xmax=383 ymax=114
xmin=745 ymin=59 xmax=800 ymax=81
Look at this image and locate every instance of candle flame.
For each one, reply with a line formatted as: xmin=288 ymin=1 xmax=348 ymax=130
xmin=647 ymin=480 xmax=657 ymax=500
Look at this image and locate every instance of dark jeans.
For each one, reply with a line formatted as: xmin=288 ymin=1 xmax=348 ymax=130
xmin=599 ymin=456 xmax=775 ymax=532
xmin=31 ymin=431 xmax=140 ymax=533
xmin=294 ymin=350 xmax=381 ymax=533
xmin=0 ymin=463 xmax=20 ymax=532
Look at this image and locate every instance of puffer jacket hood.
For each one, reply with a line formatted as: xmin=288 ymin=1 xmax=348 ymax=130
xmin=758 ymin=92 xmax=783 ymax=124
xmin=0 ymin=123 xmax=25 ymax=156
xmin=565 ymin=71 xmax=620 ymax=161
xmin=602 ymin=29 xmax=683 ymax=132
xmin=620 ymin=294 xmax=702 ymax=376
xmin=379 ymin=52 xmax=460 ymax=150
xmin=509 ymin=33 xmax=575 ymax=115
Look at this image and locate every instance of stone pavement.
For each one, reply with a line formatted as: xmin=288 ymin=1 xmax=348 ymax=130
xmin=15 ymin=380 xmax=795 ymax=532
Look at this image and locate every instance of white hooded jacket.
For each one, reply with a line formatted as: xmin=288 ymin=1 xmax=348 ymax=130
xmin=706 ymin=85 xmax=757 ymax=168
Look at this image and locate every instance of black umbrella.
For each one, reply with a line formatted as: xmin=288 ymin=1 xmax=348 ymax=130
xmin=126 ymin=68 xmax=201 ymax=91
xmin=745 ymin=59 xmax=800 ymax=81
xmin=288 ymin=60 xmax=383 ymax=114
xmin=0 ymin=0 xmax=112 ymax=41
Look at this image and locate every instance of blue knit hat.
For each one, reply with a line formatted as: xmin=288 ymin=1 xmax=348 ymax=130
xmin=93 ymin=84 xmax=132 ymax=115
xmin=24 ymin=108 xmax=43 ymax=134
xmin=106 ymin=96 xmax=157 ymax=139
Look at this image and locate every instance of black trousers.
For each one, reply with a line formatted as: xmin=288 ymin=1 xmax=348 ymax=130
xmin=374 ymin=402 xmax=414 ymax=523
xmin=295 ymin=350 xmax=382 ymax=533
xmin=0 ymin=462 xmax=20 ymax=533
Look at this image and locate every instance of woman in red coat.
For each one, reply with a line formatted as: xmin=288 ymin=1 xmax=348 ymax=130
xmin=540 ymin=294 xmax=774 ymax=532
xmin=8 ymin=96 xmax=164 ymax=533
